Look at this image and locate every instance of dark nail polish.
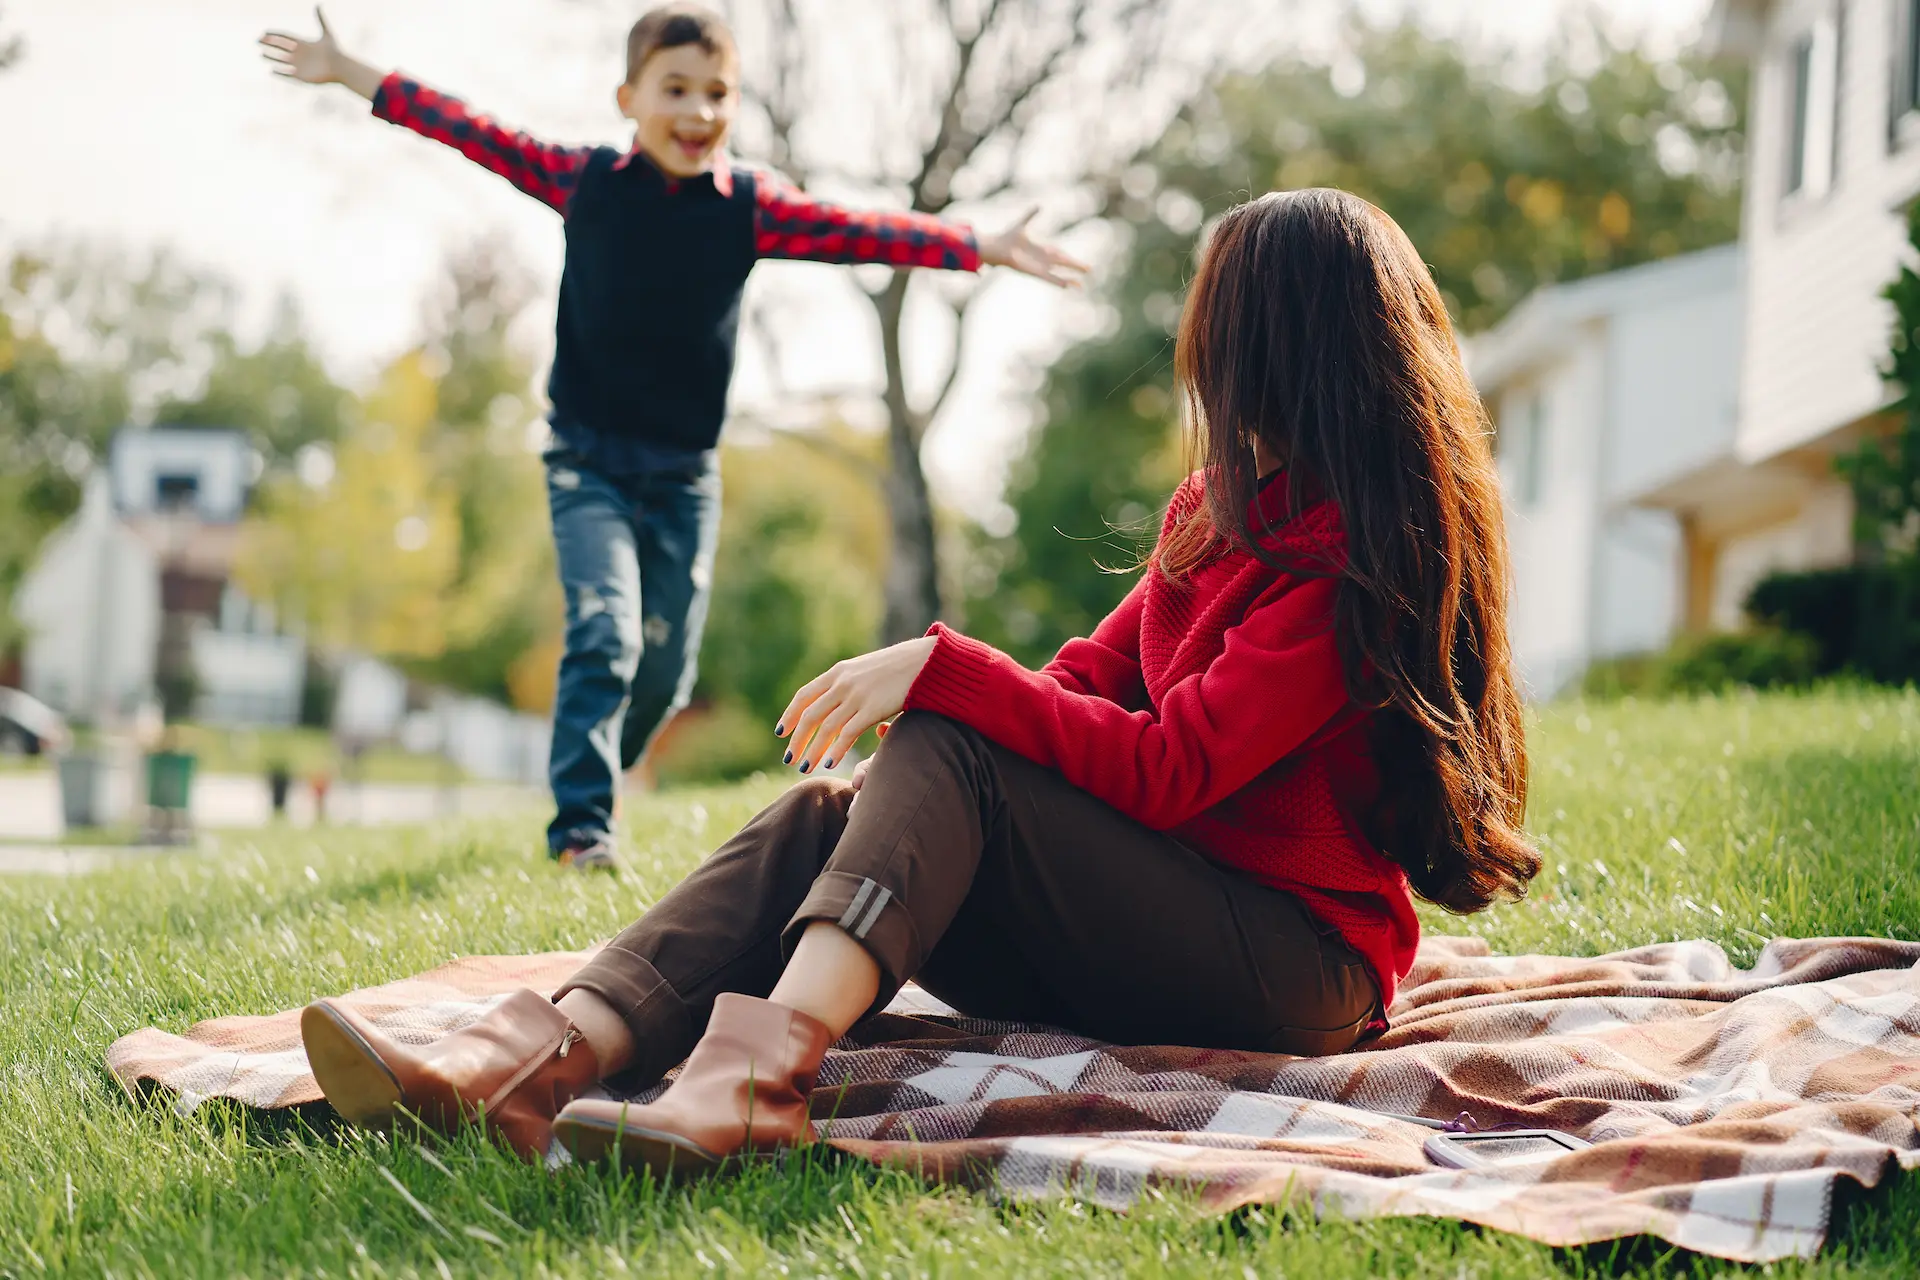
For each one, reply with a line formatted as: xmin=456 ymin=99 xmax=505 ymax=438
xmin=783 ymin=751 xmax=793 ymax=764
xmin=775 ymin=723 xmax=785 ymax=736
xmin=822 ymin=759 xmax=834 ymax=770
xmin=798 ymin=762 xmax=810 ymax=774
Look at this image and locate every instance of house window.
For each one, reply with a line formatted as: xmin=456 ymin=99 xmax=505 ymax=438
xmin=1898 ymin=0 xmax=1920 ymax=130
xmin=1502 ymin=390 xmax=1548 ymax=508
xmin=154 ymin=472 xmax=201 ymax=512
xmin=1783 ymin=14 xmax=1839 ymax=200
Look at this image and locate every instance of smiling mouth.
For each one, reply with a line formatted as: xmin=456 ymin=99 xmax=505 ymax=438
xmin=673 ymin=135 xmax=712 ymax=158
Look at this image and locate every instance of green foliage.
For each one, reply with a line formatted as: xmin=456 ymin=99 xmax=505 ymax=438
xmin=677 ymin=428 xmax=887 ymax=776
xmin=0 ymin=244 xmax=350 ymax=652
xmin=152 ymin=298 xmax=352 ymax=464
xmin=3 ymin=692 xmax=1919 ymax=1274
xmin=231 ymin=243 xmax=560 ymax=705
xmin=969 ymin=15 xmax=1747 ymax=667
xmin=1837 ymin=201 xmax=1920 ymax=555
xmin=1582 ymin=629 xmax=1821 ymax=699
xmin=1658 ymin=629 xmax=1822 ymax=694
xmin=404 ymin=244 xmax=557 ymax=704
xmin=1748 ymin=564 xmax=1920 ymax=684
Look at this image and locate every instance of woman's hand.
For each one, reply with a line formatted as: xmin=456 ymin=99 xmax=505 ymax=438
xmin=976 ymin=209 xmax=1089 ymax=288
xmin=778 ymin=638 xmax=936 ymax=774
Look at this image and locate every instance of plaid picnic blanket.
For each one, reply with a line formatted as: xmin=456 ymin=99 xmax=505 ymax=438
xmin=108 ymin=934 xmax=1920 ymax=1262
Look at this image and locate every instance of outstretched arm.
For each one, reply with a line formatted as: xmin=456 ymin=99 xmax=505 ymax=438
xmin=754 ymin=173 xmax=1087 ymax=287
xmin=259 ymin=7 xmax=385 ymax=100
xmin=260 ymin=7 xmax=591 ymax=214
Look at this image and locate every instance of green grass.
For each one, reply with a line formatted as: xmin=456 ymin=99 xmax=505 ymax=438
xmin=2 ymin=687 xmax=1917 ymax=1277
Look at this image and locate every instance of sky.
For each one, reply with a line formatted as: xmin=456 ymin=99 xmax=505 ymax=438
xmin=0 ymin=0 xmax=1716 ymax=518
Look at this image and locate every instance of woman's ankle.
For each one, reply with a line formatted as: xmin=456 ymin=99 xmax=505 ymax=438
xmin=766 ymin=921 xmax=882 ymax=1038
xmin=556 ymin=988 xmax=636 ymax=1076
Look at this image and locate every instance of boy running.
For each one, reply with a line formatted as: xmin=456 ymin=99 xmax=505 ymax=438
xmin=261 ymin=5 xmax=1087 ymax=871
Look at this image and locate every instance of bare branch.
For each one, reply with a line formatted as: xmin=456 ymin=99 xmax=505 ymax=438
xmin=922 ymin=291 xmax=978 ymax=428
xmin=908 ymin=0 xmax=1012 ymax=211
xmin=967 ymin=2 xmax=1098 ymax=153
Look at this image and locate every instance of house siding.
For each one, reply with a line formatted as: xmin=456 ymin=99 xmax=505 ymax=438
xmin=1501 ymin=341 xmax=1608 ymax=697
xmin=1739 ymin=0 xmax=1920 ymax=461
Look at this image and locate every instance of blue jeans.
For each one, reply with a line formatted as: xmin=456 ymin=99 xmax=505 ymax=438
xmin=544 ymin=449 xmax=721 ymax=853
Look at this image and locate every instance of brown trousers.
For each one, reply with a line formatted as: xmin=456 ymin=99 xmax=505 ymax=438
xmin=558 ymin=712 xmax=1380 ymax=1085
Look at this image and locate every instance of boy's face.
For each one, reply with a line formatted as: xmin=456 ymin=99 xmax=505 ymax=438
xmin=616 ymin=43 xmax=739 ymax=179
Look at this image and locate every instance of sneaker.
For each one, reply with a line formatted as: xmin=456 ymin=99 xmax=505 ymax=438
xmin=554 ymin=837 xmax=623 ymax=873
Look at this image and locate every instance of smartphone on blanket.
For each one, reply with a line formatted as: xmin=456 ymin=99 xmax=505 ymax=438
xmin=1423 ymin=1130 xmax=1591 ymax=1170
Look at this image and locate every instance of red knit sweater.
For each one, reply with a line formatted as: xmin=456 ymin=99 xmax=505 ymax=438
xmin=904 ymin=472 xmax=1420 ymax=1009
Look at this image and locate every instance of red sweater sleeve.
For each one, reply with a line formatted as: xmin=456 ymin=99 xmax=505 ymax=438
xmin=904 ymin=575 xmax=1348 ymax=830
xmin=1035 ymin=575 xmax=1148 ymax=707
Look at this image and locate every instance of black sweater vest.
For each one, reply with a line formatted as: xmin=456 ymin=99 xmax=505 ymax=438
xmin=549 ymin=150 xmax=759 ymax=460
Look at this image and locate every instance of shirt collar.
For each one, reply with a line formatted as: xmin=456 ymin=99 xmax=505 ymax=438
xmin=612 ymin=141 xmax=734 ymax=196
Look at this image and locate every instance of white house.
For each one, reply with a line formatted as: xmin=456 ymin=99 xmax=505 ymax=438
xmin=1649 ymin=0 xmax=1920 ymax=628
xmin=16 ymin=427 xmax=306 ymax=726
xmin=1471 ymin=247 xmax=1745 ymax=696
xmin=15 ymin=474 xmax=162 ymax=723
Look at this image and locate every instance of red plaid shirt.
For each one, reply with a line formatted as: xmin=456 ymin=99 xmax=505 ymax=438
xmin=371 ymin=73 xmax=980 ymax=271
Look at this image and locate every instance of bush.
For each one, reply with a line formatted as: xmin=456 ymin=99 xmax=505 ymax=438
xmin=1580 ymin=628 xmax=1820 ymax=699
xmin=1659 ymin=628 xmax=1821 ymax=694
xmin=1578 ymin=651 xmax=1662 ymax=699
xmin=648 ymin=700 xmax=782 ymax=788
xmin=1747 ymin=563 xmax=1920 ymax=684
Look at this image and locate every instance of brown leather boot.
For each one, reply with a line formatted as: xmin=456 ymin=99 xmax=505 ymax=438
xmin=552 ymin=993 xmax=833 ymax=1178
xmin=300 ymin=988 xmax=599 ymax=1161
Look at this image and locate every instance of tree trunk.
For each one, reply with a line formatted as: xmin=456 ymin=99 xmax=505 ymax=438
xmin=874 ymin=271 xmax=943 ymax=643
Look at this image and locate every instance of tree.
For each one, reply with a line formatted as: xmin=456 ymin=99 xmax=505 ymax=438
xmin=969 ymin=15 xmax=1749 ymax=665
xmin=229 ymin=242 xmax=560 ymax=703
xmin=723 ymin=0 xmax=1240 ymax=643
xmin=1838 ymin=201 xmax=1920 ymax=558
xmin=410 ymin=243 xmax=561 ymax=704
xmin=1 ymin=246 xmax=205 ymax=650
xmin=153 ymin=297 xmax=352 ymax=465
xmin=698 ymin=422 xmax=888 ymax=724
xmin=235 ymin=351 xmax=463 ymax=660
xmin=1 ymin=242 xmax=358 ymax=651
xmin=0 ymin=5 xmax=23 ymax=72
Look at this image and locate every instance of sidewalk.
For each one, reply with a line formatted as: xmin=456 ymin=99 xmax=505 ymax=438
xmin=0 ymin=770 xmax=542 ymax=844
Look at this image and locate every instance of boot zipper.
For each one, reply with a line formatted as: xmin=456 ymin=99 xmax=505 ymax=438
xmin=557 ymin=1028 xmax=582 ymax=1058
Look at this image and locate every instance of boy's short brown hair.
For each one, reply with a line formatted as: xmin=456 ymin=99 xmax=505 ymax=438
xmin=625 ymin=5 xmax=737 ymax=84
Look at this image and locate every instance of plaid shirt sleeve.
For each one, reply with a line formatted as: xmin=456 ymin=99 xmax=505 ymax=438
xmin=371 ymin=73 xmax=591 ymax=215
xmin=753 ymin=171 xmax=981 ymax=271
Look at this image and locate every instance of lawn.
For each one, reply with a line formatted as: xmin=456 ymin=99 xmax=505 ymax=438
xmin=2 ymin=687 xmax=1917 ymax=1278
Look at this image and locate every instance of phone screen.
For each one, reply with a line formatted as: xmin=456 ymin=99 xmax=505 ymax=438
xmin=1451 ymin=1135 xmax=1570 ymax=1163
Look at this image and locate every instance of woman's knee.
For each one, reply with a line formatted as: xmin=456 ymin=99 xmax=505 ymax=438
xmin=781 ymin=775 xmax=855 ymax=826
xmin=881 ymin=711 xmax=983 ymax=758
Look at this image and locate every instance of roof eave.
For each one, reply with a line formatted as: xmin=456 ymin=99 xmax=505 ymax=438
xmin=1703 ymin=0 xmax=1770 ymax=59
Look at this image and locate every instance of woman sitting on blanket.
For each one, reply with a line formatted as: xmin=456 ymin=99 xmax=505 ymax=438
xmin=300 ymin=187 xmax=1542 ymax=1174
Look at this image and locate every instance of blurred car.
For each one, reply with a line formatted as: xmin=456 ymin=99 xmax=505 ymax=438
xmin=0 ymin=687 xmax=71 ymax=757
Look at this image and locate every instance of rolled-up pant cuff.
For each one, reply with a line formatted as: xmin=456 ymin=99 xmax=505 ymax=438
xmin=783 ymin=869 xmax=922 ymax=1018
xmin=554 ymin=947 xmax=693 ymax=1084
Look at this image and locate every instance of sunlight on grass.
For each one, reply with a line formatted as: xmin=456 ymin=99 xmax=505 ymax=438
xmin=1 ymin=690 xmax=1916 ymax=1276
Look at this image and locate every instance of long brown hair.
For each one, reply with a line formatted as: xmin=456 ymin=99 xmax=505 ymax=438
xmin=1162 ymin=188 xmax=1538 ymax=914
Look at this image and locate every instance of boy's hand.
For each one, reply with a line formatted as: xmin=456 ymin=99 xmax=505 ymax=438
xmin=977 ymin=209 xmax=1089 ymax=288
xmin=260 ymin=7 xmax=385 ymax=101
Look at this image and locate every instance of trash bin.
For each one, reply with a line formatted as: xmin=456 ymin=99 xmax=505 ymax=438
xmin=144 ymin=750 xmax=197 ymax=844
xmin=267 ymin=764 xmax=292 ymax=816
xmin=58 ymin=751 xmax=109 ymax=829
